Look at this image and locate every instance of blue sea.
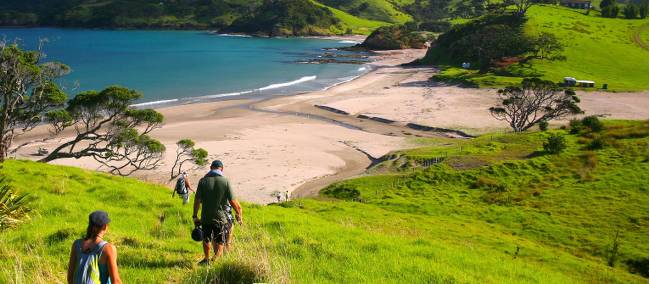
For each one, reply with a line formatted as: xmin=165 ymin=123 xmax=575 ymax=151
xmin=0 ymin=28 xmax=369 ymax=106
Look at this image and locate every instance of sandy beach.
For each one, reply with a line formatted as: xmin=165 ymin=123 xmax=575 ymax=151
xmin=11 ymin=47 xmax=648 ymax=203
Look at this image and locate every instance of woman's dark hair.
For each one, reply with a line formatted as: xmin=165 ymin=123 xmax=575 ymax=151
xmin=84 ymin=223 xmax=103 ymax=240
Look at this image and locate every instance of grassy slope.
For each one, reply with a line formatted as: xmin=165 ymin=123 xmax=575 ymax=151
xmin=309 ymin=0 xmax=391 ymax=34
xmin=0 ymin=121 xmax=647 ymax=283
xmin=433 ymin=5 xmax=649 ymax=91
xmin=316 ymin=0 xmax=413 ymax=23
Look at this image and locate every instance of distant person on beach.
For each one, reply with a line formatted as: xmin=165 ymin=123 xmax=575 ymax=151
xmin=193 ymin=160 xmax=243 ymax=265
xmin=285 ymin=191 xmax=290 ymax=202
xmin=67 ymin=210 xmax=122 ymax=284
xmin=173 ymin=172 xmax=194 ymax=204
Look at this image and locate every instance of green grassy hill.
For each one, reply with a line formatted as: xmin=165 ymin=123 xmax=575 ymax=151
xmin=0 ymin=0 xmax=409 ymax=35
xmin=0 ymin=120 xmax=647 ymax=283
xmin=427 ymin=5 xmax=649 ymax=91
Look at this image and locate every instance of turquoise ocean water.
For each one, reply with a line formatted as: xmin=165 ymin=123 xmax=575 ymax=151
xmin=0 ymin=28 xmax=368 ymax=106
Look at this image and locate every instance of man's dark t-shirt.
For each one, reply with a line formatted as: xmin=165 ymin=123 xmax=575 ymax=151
xmin=196 ymin=171 xmax=234 ymax=225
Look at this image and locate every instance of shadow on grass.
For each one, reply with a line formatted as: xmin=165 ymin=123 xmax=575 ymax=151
xmin=186 ymin=260 xmax=267 ymax=284
xmin=120 ymin=255 xmax=192 ymax=269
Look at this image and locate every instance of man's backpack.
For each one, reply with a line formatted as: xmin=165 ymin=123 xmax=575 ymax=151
xmin=173 ymin=175 xmax=187 ymax=196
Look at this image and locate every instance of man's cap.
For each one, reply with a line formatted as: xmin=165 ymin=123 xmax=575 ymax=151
xmin=89 ymin=210 xmax=111 ymax=227
xmin=210 ymin=160 xmax=224 ymax=168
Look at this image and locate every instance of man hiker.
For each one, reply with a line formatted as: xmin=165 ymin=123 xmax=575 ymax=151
xmin=193 ymin=160 xmax=243 ymax=265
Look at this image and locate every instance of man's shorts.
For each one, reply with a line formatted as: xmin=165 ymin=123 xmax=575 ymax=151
xmin=201 ymin=222 xmax=226 ymax=244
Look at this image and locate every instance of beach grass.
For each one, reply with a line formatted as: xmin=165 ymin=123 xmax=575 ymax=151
xmin=0 ymin=120 xmax=647 ymax=283
xmin=432 ymin=5 xmax=649 ymax=91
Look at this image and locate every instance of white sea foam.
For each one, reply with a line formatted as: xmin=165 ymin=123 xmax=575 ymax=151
xmin=258 ymin=75 xmax=317 ymax=91
xmin=338 ymin=40 xmax=360 ymax=44
xmin=131 ymin=98 xmax=178 ymax=107
xmin=217 ymin=33 xmax=253 ymax=38
xmin=358 ymin=66 xmax=368 ymax=72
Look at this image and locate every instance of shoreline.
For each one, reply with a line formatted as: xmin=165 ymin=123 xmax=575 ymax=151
xmin=11 ymin=48 xmax=649 ymax=204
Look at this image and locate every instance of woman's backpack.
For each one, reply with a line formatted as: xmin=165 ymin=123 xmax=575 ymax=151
xmin=173 ymin=175 xmax=187 ymax=196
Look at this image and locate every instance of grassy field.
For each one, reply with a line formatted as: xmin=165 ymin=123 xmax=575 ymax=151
xmin=431 ymin=5 xmax=649 ymax=91
xmin=309 ymin=0 xmax=392 ymax=34
xmin=0 ymin=120 xmax=647 ymax=283
xmin=316 ymin=0 xmax=413 ymax=23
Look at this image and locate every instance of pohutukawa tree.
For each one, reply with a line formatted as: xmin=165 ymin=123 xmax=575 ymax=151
xmin=40 ymin=86 xmax=166 ymax=176
xmin=0 ymin=42 xmax=69 ymax=161
xmin=489 ymin=78 xmax=582 ymax=132
xmin=170 ymin=139 xmax=208 ymax=179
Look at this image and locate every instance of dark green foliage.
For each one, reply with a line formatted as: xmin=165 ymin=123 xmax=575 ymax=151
xmin=224 ymin=0 xmax=340 ymax=36
xmin=358 ymin=25 xmax=427 ymax=50
xmin=587 ymin=136 xmax=606 ymax=150
xmin=424 ymin=14 xmax=532 ymax=69
xmin=625 ymin=257 xmax=649 ymax=278
xmin=601 ymin=5 xmax=620 ymax=18
xmin=322 ymin=184 xmax=361 ymax=200
xmin=569 ymin=119 xmax=583 ymax=134
xmin=538 ymin=120 xmax=549 ymax=131
xmin=624 ymin=4 xmax=640 ymax=19
xmin=581 ymin=116 xmax=604 ymax=132
xmin=543 ymin=134 xmax=567 ymax=154
xmin=640 ymin=5 xmax=648 ymax=18
xmin=418 ymin=21 xmax=451 ymax=32
xmin=531 ymin=32 xmax=564 ymax=59
xmin=599 ymin=0 xmax=614 ymax=10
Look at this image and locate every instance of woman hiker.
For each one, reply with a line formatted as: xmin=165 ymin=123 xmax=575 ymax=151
xmin=67 ymin=210 xmax=122 ymax=284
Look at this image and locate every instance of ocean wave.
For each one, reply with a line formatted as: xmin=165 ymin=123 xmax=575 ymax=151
xmin=131 ymin=98 xmax=178 ymax=107
xmin=338 ymin=40 xmax=360 ymax=44
xmin=216 ymin=33 xmax=253 ymax=38
xmin=258 ymin=75 xmax=317 ymax=91
xmin=358 ymin=66 xmax=368 ymax=72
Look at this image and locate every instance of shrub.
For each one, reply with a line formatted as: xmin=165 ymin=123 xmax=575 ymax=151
xmin=623 ymin=4 xmax=640 ymax=19
xmin=569 ymin=119 xmax=583 ymax=134
xmin=581 ymin=116 xmax=604 ymax=132
xmin=0 ymin=183 xmax=31 ymax=231
xmin=640 ymin=5 xmax=648 ymax=18
xmin=625 ymin=257 xmax=649 ymax=278
xmin=601 ymin=5 xmax=620 ymax=18
xmin=587 ymin=136 xmax=606 ymax=150
xmin=538 ymin=120 xmax=549 ymax=131
xmin=543 ymin=134 xmax=567 ymax=154
xmin=322 ymin=184 xmax=361 ymax=200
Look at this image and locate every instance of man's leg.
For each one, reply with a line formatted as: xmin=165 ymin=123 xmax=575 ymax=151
xmin=202 ymin=241 xmax=210 ymax=260
xmin=212 ymin=240 xmax=224 ymax=258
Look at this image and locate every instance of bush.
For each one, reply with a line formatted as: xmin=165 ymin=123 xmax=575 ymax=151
xmin=543 ymin=134 xmax=567 ymax=154
xmin=623 ymin=4 xmax=640 ymax=19
xmin=322 ymin=184 xmax=361 ymax=200
xmin=601 ymin=5 xmax=620 ymax=18
xmin=587 ymin=136 xmax=606 ymax=150
xmin=581 ymin=116 xmax=604 ymax=132
xmin=569 ymin=119 xmax=583 ymax=134
xmin=640 ymin=5 xmax=648 ymax=18
xmin=538 ymin=120 xmax=549 ymax=131
xmin=0 ymin=183 xmax=31 ymax=231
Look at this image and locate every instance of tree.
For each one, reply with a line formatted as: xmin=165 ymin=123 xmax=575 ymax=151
xmin=0 ymin=43 xmax=69 ymax=161
xmin=40 ymin=86 xmax=166 ymax=176
xmin=170 ymin=139 xmax=208 ymax=179
xmin=639 ymin=5 xmax=648 ymax=18
xmin=623 ymin=3 xmax=640 ymax=19
xmin=599 ymin=0 xmax=613 ymax=10
xmin=532 ymin=32 xmax=564 ymax=59
xmin=489 ymin=78 xmax=583 ymax=132
xmin=601 ymin=5 xmax=620 ymax=18
xmin=508 ymin=0 xmax=538 ymax=16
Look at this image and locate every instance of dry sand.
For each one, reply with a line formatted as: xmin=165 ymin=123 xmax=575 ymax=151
xmin=11 ymin=47 xmax=648 ymax=203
